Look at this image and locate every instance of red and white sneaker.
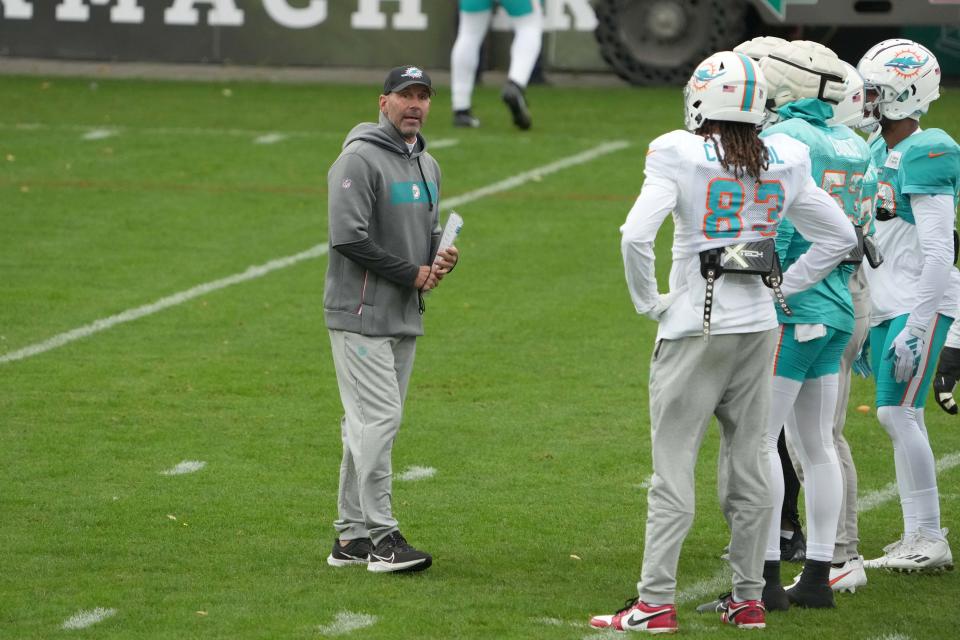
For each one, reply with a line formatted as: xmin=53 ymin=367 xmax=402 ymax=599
xmin=589 ymin=598 xmax=678 ymax=634
xmin=719 ymin=595 xmax=766 ymax=629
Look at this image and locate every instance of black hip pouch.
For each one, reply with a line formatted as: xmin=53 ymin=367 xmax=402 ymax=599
xmin=698 ymin=239 xmax=791 ymax=340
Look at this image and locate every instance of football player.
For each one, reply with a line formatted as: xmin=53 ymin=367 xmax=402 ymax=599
xmin=752 ymin=41 xmax=872 ymax=609
xmin=450 ymin=0 xmax=542 ymax=129
xmin=589 ymin=50 xmax=855 ymax=633
xmin=857 ymin=39 xmax=959 ymax=572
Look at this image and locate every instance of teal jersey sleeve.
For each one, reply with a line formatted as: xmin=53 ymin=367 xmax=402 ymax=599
xmin=900 ymin=135 xmax=960 ymax=196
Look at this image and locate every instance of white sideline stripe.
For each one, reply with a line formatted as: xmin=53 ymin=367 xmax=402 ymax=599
xmin=429 ymin=138 xmax=459 ymax=150
xmin=82 ymin=128 xmax=117 ymax=141
xmin=395 ymin=465 xmax=436 ymax=482
xmin=857 ymin=451 xmax=960 ymax=513
xmin=253 ymin=132 xmax=287 ymax=145
xmin=0 ymin=244 xmax=329 ymax=364
xmin=61 ymin=607 xmax=116 ymax=630
xmin=0 ymin=141 xmax=628 ymax=365
xmin=440 ymin=140 xmax=630 ymax=212
xmin=160 ymin=460 xmax=207 ymax=476
xmin=316 ymin=611 xmax=377 ymax=636
xmin=870 ymin=635 xmax=912 ymax=640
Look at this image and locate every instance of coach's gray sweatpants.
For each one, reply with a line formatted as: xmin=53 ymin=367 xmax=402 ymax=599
xmin=639 ymin=330 xmax=776 ymax=604
xmin=329 ymin=329 xmax=416 ymax=545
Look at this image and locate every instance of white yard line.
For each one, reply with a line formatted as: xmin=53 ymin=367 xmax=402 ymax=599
xmin=429 ymin=138 xmax=459 ymax=150
xmin=252 ymin=132 xmax=287 ymax=145
xmin=0 ymin=244 xmax=328 ymax=364
xmin=858 ymin=451 xmax=960 ymax=513
xmin=395 ymin=465 xmax=436 ymax=482
xmin=440 ymin=140 xmax=630 ymax=212
xmin=160 ymin=460 xmax=207 ymax=476
xmin=0 ymin=141 xmax=628 ymax=365
xmin=61 ymin=607 xmax=116 ymax=630
xmin=676 ymin=567 xmax=731 ymax=605
xmin=82 ymin=128 xmax=118 ymax=141
xmin=317 ymin=611 xmax=377 ymax=636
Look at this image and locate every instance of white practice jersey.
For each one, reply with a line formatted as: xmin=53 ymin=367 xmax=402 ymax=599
xmin=622 ymin=129 xmax=856 ymax=340
xmin=864 ymin=128 xmax=960 ymax=328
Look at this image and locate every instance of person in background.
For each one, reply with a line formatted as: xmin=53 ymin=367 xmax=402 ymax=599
xmin=450 ymin=0 xmax=542 ymax=130
xmin=324 ymin=65 xmax=459 ymax=574
xmin=751 ymin=41 xmax=870 ymax=609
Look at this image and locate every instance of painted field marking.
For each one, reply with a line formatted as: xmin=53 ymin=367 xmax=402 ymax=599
xmin=858 ymin=451 xmax=960 ymax=513
xmin=0 ymin=140 xmax=629 ymax=365
xmin=429 ymin=138 xmax=459 ymax=150
xmin=61 ymin=607 xmax=117 ymax=630
xmin=677 ymin=567 xmax=731 ymax=605
xmin=440 ymin=140 xmax=630 ymax=212
xmin=160 ymin=460 xmax=207 ymax=476
xmin=82 ymin=128 xmax=117 ymax=141
xmin=395 ymin=465 xmax=436 ymax=482
xmin=0 ymin=244 xmax=328 ymax=364
xmin=317 ymin=611 xmax=377 ymax=636
xmin=253 ymin=133 xmax=287 ymax=145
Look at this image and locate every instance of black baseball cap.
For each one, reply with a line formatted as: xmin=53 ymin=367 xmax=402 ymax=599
xmin=383 ymin=65 xmax=435 ymax=95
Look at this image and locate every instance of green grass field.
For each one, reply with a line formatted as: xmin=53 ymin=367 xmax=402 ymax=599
xmin=1 ymin=73 xmax=959 ymax=639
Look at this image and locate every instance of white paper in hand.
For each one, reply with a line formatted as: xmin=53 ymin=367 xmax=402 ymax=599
xmin=433 ymin=212 xmax=463 ymax=264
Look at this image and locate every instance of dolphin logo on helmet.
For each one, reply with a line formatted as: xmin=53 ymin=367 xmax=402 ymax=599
xmin=885 ymin=50 xmax=929 ymax=78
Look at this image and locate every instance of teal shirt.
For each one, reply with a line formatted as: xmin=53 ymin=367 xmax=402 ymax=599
xmin=761 ymin=99 xmax=868 ymax=332
xmin=870 ymin=128 xmax=960 ymax=225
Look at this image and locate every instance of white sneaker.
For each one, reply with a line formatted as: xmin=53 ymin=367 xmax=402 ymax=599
xmin=863 ymin=536 xmax=910 ymax=569
xmin=828 ymin=556 xmax=868 ymax=592
xmin=885 ymin=530 xmax=954 ymax=572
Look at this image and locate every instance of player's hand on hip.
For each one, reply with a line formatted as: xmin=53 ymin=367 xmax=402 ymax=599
xmin=644 ymin=291 xmax=680 ymax=321
xmin=885 ymin=326 xmax=925 ymax=384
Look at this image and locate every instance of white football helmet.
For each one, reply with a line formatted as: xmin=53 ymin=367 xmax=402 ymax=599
xmin=828 ymin=61 xmax=866 ymax=128
xmin=857 ymin=39 xmax=940 ymax=126
xmin=734 ymin=36 xmax=789 ymax=62
xmin=761 ymin=40 xmax=847 ymax=109
xmin=684 ymin=51 xmax=767 ymax=132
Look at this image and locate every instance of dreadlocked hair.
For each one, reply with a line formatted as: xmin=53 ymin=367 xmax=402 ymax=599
xmin=696 ymin=119 xmax=769 ymax=180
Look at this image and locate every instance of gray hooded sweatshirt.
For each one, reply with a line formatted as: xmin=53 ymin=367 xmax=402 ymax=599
xmin=324 ymin=112 xmax=441 ymax=337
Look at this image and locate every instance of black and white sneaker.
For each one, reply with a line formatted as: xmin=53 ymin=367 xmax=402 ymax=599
xmin=501 ymin=81 xmax=532 ymax=130
xmin=327 ymin=537 xmax=373 ymax=567
xmin=367 ymin=531 xmax=432 ymax=573
xmin=453 ymin=109 xmax=480 ymax=128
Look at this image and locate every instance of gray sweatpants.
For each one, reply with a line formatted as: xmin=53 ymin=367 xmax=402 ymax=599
xmin=788 ymin=268 xmax=870 ymax=562
xmin=639 ymin=330 xmax=776 ymax=604
xmin=329 ymin=329 xmax=416 ymax=545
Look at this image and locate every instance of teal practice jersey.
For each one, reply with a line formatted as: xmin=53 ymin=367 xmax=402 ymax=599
xmin=871 ymin=128 xmax=960 ymax=225
xmin=761 ymin=100 xmax=868 ymax=332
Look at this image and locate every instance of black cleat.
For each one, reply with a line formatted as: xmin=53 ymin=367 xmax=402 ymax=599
xmin=501 ymin=81 xmax=532 ymax=130
xmin=786 ymin=559 xmax=835 ymax=608
xmin=780 ymin=528 xmax=806 ymax=562
xmin=453 ymin=109 xmax=480 ymax=128
xmin=367 ymin=531 xmax=432 ymax=573
xmin=762 ymin=561 xmax=790 ymax=611
xmin=326 ymin=537 xmax=373 ymax=567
